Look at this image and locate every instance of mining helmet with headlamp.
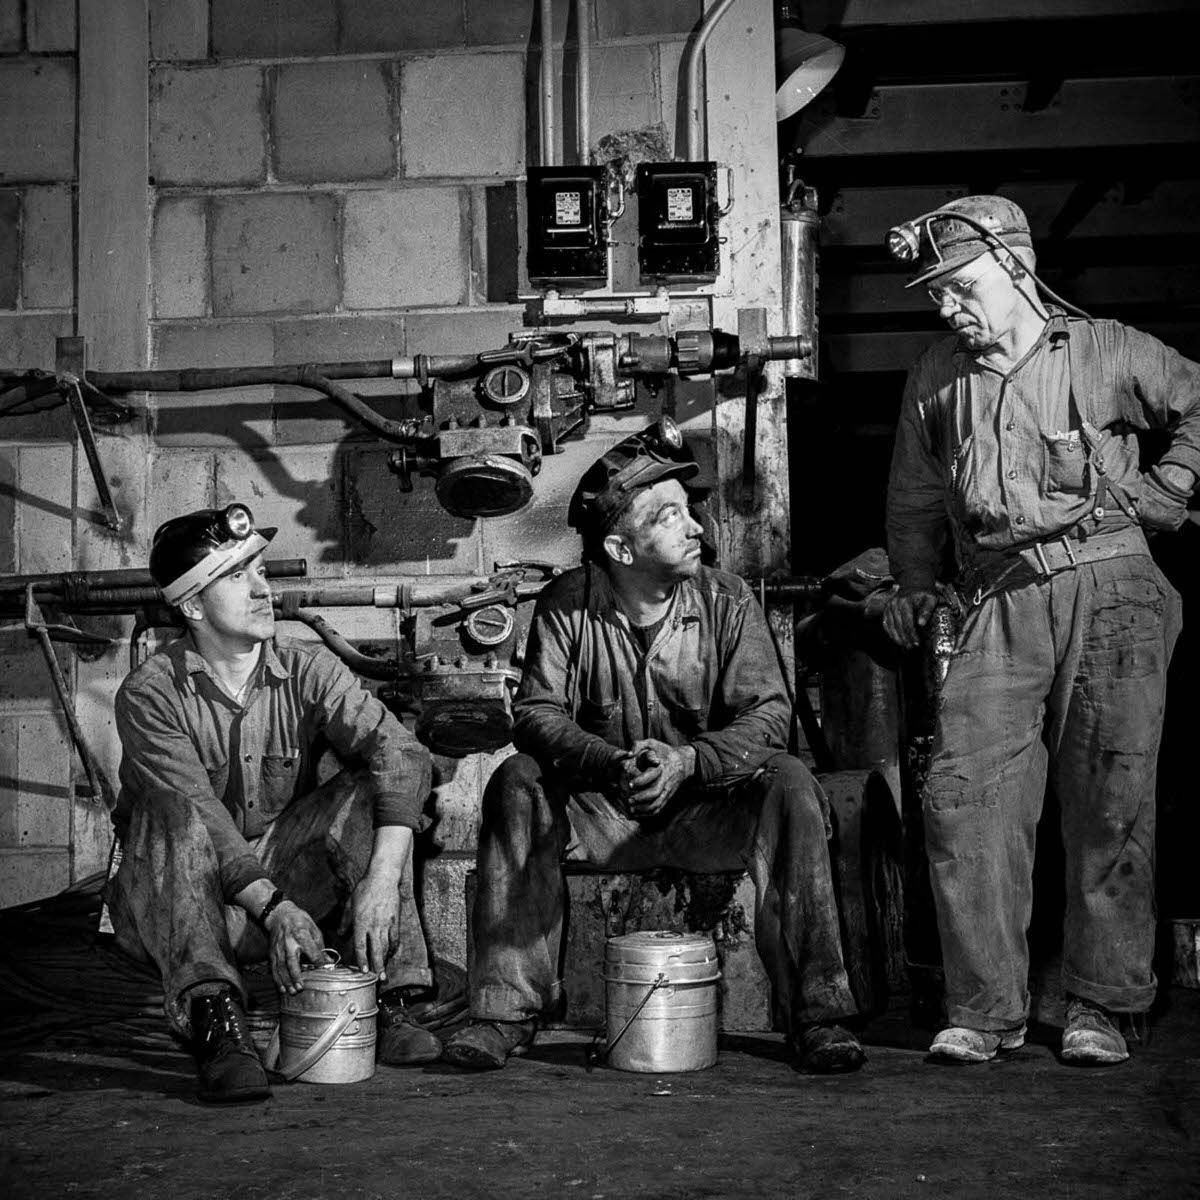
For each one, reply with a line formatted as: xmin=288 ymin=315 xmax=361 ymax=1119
xmin=886 ymin=195 xmax=1033 ymax=289
xmin=567 ymin=418 xmax=700 ymax=538
xmin=149 ymin=504 xmax=277 ymax=606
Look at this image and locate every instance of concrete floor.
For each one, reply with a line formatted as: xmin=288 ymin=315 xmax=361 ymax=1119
xmin=2 ymin=990 xmax=1198 ymax=1200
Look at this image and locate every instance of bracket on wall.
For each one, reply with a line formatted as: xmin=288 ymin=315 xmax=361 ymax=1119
xmin=55 ymin=337 xmax=124 ymax=532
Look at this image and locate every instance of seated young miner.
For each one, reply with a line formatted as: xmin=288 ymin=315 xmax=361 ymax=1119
xmin=108 ymin=504 xmax=440 ymax=1102
xmin=441 ymin=421 xmax=865 ymax=1074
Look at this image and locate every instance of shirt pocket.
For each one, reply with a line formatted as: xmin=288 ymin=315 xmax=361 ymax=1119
xmin=662 ymin=700 xmax=709 ymax=740
xmin=259 ymin=751 xmax=301 ymax=819
xmin=577 ymin=696 xmax=622 ymax=741
xmin=1041 ymin=432 xmax=1090 ymax=496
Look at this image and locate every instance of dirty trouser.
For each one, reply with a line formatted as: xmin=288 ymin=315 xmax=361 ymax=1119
xmin=469 ymin=751 xmax=858 ymax=1035
xmin=109 ymin=769 xmax=431 ymax=1035
xmin=926 ymin=553 xmax=1182 ymax=1031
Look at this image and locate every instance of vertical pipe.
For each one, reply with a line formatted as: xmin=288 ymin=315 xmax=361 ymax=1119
xmin=781 ymin=183 xmax=820 ymax=380
xmin=540 ymin=0 xmax=557 ymax=166
xmin=576 ymin=0 xmax=591 ymax=163
xmin=683 ymin=0 xmax=739 ymax=161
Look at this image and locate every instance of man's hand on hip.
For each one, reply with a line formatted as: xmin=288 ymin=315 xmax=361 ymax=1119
xmin=883 ymin=586 xmax=939 ymax=649
xmin=620 ymin=739 xmax=695 ymax=819
xmin=264 ymin=901 xmax=325 ymax=995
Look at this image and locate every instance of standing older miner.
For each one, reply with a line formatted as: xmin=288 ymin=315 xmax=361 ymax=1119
xmin=883 ymin=195 xmax=1198 ymax=1066
xmin=441 ymin=421 xmax=865 ymax=1075
xmin=109 ymin=505 xmax=439 ymax=1102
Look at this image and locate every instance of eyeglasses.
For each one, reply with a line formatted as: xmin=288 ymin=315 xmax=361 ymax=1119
xmin=926 ymin=255 xmax=1005 ymax=306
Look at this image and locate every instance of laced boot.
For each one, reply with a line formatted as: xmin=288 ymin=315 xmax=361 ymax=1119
xmin=377 ymin=986 xmax=443 ymax=1066
xmin=191 ymin=989 xmax=272 ymax=1103
xmin=1061 ymin=997 xmax=1130 ymax=1066
xmin=793 ymin=1023 xmax=867 ymax=1074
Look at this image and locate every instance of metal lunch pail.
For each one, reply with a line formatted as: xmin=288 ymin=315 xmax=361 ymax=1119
xmin=602 ymin=930 xmax=721 ymax=1073
xmin=278 ymin=953 xmax=378 ymax=1084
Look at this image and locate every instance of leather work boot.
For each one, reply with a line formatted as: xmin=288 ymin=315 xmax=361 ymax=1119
xmin=441 ymin=1018 xmax=537 ymax=1070
xmin=190 ymin=989 xmax=272 ymax=1103
xmin=793 ymin=1023 xmax=867 ymax=1074
xmin=377 ymin=987 xmax=443 ymax=1066
xmin=929 ymin=1023 xmax=1027 ymax=1064
xmin=1061 ymin=998 xmax=1130 ymax=1066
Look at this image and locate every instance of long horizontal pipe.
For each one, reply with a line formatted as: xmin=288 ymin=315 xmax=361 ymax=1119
xmin=0 ymin=559 xmax=307 ymax=595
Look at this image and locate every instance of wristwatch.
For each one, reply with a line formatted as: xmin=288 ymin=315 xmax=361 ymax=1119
xmin=255 ymin=887 xmax=287 ymax=927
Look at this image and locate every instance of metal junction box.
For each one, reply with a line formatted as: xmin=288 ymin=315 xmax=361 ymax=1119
xmin=526 ymin=166 xmax=610 ymax=287
xmin=636 ymin=161 xmax=720 ymax=283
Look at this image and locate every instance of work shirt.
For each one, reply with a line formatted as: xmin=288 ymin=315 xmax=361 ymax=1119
xmin=114 ymin=634 xmax=431 ymax=899
xmin=513 ymin=563 xmax=791 ymax=789
xmin=887 ymin=313 xmax=1200 ymax=590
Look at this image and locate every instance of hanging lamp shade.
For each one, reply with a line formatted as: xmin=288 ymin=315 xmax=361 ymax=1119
xmin=775 ymin=28 xmax=844 ymax=121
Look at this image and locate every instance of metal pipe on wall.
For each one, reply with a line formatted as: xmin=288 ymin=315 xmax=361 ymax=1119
xmin=540 ymin=0 xmax=556 ymax=165
xmin=683 ymin=0 xmax=738 ymax=161
xmin=576 ymin=0 xmax=591 ymax=162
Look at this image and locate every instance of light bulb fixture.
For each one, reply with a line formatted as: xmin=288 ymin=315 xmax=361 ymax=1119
xmin=775 ymin=5 xmax=845 ymax=122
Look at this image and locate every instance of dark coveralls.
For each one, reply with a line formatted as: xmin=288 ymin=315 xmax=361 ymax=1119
xmin=887 ymin=313 xmax=1199 ymax=1032
xmin=109 ymin=634 xmax=432 ymax=1034
xmin=468 ymin=562 xmax=858 ymax=1036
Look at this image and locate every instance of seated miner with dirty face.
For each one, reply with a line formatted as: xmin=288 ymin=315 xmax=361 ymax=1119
xmin=441 ymin=420 xmax=866 ymax=1075
xmin=108 ymin=504 xmax=438 ymax=1102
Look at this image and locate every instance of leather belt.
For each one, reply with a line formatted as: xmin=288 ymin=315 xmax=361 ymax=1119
xmin=963 ymin=523 xmax=1149 ymax=606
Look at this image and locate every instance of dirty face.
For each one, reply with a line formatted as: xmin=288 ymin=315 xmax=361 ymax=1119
xmin=608 ymin=478 xmax=704 ymax=585
xmin=927 ymin=251 xmax=1023 ymax=353
xmin=187 ymin=552 xmax=275 ymax=647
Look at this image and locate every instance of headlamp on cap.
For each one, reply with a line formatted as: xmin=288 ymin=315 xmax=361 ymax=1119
xmin=568 ymin=417 xmax=699 ymax=539
xmin=151 ymin=503 xmax=277 ymax=606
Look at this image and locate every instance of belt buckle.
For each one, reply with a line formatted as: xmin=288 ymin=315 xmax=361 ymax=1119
xmin=1032 ymin=541 xmax=1051 ymax=577
xmin=1059 ymin=534 xmax=1078 ymax=568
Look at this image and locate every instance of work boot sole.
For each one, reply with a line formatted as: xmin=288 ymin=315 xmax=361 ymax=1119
xmin=1061 ymin=1044 xmax=1129 ymax=1066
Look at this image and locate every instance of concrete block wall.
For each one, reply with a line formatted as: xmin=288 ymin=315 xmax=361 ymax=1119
xmin=0 ymin=4 xmax=78 ymax=903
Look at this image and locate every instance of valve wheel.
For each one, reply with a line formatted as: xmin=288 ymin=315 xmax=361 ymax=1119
xmin=481 ymin=365 xmax=531 ymax=407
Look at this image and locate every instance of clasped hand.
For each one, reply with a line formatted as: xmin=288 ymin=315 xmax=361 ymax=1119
xmin=611 ymin=738 xmax=691 ymax=819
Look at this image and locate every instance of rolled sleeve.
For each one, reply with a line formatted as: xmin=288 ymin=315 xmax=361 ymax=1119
xmin=301 ymin=649 xmax=432 ymax=831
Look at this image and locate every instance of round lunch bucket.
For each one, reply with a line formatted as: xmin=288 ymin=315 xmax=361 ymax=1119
xmin=278 ymin=953 xmax=378 ymax=1085
xmin=602 ymin=930 xmax=721 ymax=1073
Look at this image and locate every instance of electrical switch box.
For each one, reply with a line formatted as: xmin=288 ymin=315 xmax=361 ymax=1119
xmin=636 ymin=161 xmax=720 ymax=283
xmin=526 ymin=166 xmax=610 ymax=287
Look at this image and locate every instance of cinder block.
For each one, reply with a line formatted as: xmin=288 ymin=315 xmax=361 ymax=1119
xmin=420 ymin=853 xmax=473 ymax=971
xmin=0 ymin=1 xmax=20 ymax=51
xmin=150 ymin=64 xmax=266 ymax=187
xmin=211 ymin=193 xmax=339 ymax=316
xmin=400 ymin=54 xmax=524 ymax=179
xmin=17 ymin=443 xmax=73 ymax=574
xmin=341 ymin=446 xmax=484 ymax=576
xmin=404 ymin=308 xmax=524 ymax=358
xmin=0 ymin=190 xmax=16 ymax=308
xmin=273 ymin=61 xmax=394 ymax=185
xmin=0 ymin=630 xmax=70 ymax=713
xmin=0 ymin=848 xmax=70 ymax=907
xmin=584 ymin=44 xmax=659 ymax=137
xmin=428 ymin=754 xmax=482 ymax=854
xmin=341 ymin=0 xmax=465 ymax=52
xmin=145 ymin=448 xmax=215 ymax=539
xmin=274 ymin=316 xmax=406 ymax=366
xmin=343 ymin=187 xmax=468 ymax=310
xmin=211 ymin=0 xmax=337 ymax=58
xmin=151 ymin=196 xmax=208 ymax=319
xmin=466 ymin=0 xmax=582 ymax=47
xmin=27 ymin=0 xmax=75 ymax=52
xmin=151 ymin=322 xmax=275 ymax=446
xmin=21 ymin=185 xmax=75 ymax=310
xmin=214 ymin=445 xmax=345 ymax=564
xmin=0 ymin=60 xmax=75 ymax=183
xmin=482 ymin=503 xmax=579 ymax=573
xmin=15 ymin=713 xmax=72 ymax=846
xmin=598 ymin=0 xmax=702 ymax=38
xmin=150 ymin=0 xmax=208 ymax=61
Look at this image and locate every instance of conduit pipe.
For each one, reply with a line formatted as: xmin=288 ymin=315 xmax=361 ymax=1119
xmin=683 ymin=0 xmax=738 ymax=161
xmin=576 ymin=0 xmax=591 ymax=162
xmin=540 ymin=0 xmax=556 ymax=165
